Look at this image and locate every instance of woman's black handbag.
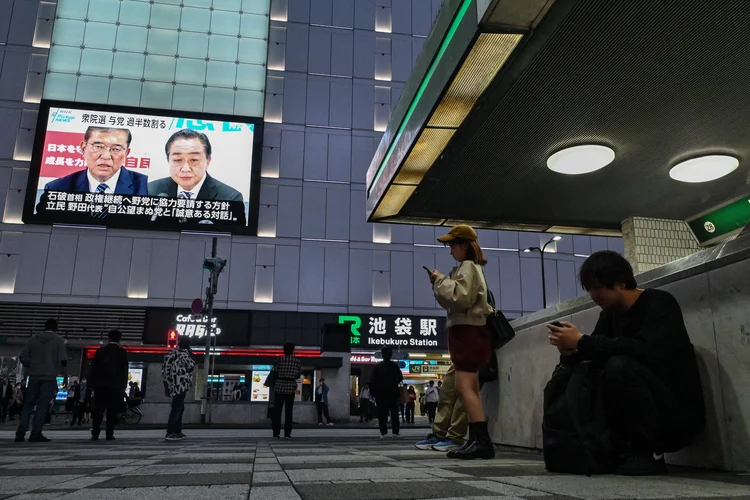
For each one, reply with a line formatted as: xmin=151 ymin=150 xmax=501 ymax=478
xmin=479 ymin=267 xmax=515 ymax=349
xmin=263 ymin=369 xmax=278 ymax=388
xmin=486 ymin=289 xmax=516 ymax=349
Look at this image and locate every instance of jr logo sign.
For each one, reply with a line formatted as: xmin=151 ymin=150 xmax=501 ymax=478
xmin=338 ymin=316 xmax=362 ymax=345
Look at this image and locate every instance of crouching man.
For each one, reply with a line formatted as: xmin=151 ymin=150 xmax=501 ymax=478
xmin=547 ymin=251 xmax=705 ymax=475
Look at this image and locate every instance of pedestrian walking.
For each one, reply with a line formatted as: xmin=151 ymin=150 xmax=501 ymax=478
xmin=162 ymin=338 xmax=196 ymax=441
xmin=359 ymin=384 xmax=371 ymax=422
xmin=15 ymin=319 xmax=67 ymax=443
xmin=89 ymin=329 xmax=129 ymax=441
xmin=315 ymin=378 xmax=334 ymax=426
xmin=424 ymin=381 xmax=439 ymax=423
xmin=0 ymin=378 xmax=12 ymax=423
xmin=70 ymin=378 xmax=90 ymax=426
xmin=270 ymin=342 xmax=302 ymax=439
xmin=428 ymin=225 xmax=495 ymax=459
xmin=406 ymin=386 xmax=417 ymax=424
xmin=370 ymin=347 xmax=403 ymax=438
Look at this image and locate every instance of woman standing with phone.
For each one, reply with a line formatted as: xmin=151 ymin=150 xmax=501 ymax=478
xmin=427 ymin=225 xmax=495 ymax=460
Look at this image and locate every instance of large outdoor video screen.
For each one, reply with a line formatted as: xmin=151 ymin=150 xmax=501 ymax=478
xmin=23 ymin=101 xmax=263 ymax=234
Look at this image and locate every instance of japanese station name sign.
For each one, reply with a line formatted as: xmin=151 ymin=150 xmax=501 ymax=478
xmin=338 ymin=315 xmax=446 ymax=350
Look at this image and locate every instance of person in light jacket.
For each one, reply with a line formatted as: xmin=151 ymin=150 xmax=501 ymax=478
xmin=428 ymin=225 xmax=495 ymax=460
xmin=315 ymin=378 xmax=333 ymax=426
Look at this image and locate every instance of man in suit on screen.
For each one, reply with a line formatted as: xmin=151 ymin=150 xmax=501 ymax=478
xmin=44 ymin=127 xmax=148 ymax=196
xmin=147 ymin=129 xmax=244 ymax=203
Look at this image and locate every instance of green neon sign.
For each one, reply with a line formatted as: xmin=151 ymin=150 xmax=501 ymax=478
xmin=338 ymin=315 xmax=362 ymax=345
xmin=367 ymin=0 xmax=473 ymax=198
xmin=688 ymin=195 xmax=750 ymax=243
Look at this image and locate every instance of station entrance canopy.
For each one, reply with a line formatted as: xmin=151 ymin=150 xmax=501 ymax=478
xmin=366 ymin=0 xmax=750 ymax=237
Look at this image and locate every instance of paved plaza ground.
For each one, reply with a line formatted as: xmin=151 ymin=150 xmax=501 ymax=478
xmin=0 ymin=428 xmax=749 ymax=500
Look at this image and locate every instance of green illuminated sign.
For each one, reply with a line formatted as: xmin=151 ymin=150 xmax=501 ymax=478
xmin=338 ymin=315 xmax=362 ymax=345
xmin=688 ymin=195 xmax=750 ymax=243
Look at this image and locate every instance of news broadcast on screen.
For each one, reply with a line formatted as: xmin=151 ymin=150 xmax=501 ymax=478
xmin=23 ymin=101 xmax=263 ymax=234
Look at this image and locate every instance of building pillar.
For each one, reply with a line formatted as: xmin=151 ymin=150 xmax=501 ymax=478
xmin=621 ymin=217 xmax=701 ymax=275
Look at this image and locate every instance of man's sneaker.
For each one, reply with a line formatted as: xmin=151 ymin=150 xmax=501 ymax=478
xmin=432 ymin=439 xmax=460 ymax=452
xmin=177 ymin=433 xmax=186 ymax=439
xmin=393 ymin=433 xmax=403 ymax=439
xmin=284 ymin=436 xmax=292 ymax=440
xmin=318 ymin=422 xmax=324 ymax=426
xmin=165 ymin=433 xmax=179 ymax=442
xmin=327 ymin=422 xmax=334 ymax=427
xmin=105 ymin=436 xmax=115 ymax=441
xmin=14 ymin=434 xmax=24 ymax=443
xmin=415 ymin=433 xmax=441 ymax=450
xmin=380 ymin=434 xmax=388 ymax=439
xmin=28 ymin=434 xmax=51 ymax=443
xmin=617 ymin=453 xmax=667 ymax=476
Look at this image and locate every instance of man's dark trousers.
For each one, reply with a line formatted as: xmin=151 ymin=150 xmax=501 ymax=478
xmin=92 ymin=388 xmax=122 ymax=438
xmin=167 ymin=391 xmax=187 ymax=435
xmin=376 ymin=398 xmax=400 ymax=436
xmin=604 ymin=355 xmax=700 ymax=454
xmin=272 ymin=393 xmax=295 ymax=438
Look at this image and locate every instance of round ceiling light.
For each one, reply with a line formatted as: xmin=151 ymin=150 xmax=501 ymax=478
xmin=669 ymin=155 xmax=739 ymax=183
xmin=547 ymin=145 xmax=615 ymax=175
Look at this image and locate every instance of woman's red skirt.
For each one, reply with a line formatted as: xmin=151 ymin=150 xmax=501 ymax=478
xmin=448 ymin=324 xmax=491 ymax=372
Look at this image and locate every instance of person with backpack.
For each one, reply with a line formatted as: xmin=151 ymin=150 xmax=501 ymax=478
xmin=428 ymin=225 xmax=495 ymax=460
xmin=545 ymin=251 xmax=705 ymax=475
xmin=89 ymin=329 xmax=129 ymax=441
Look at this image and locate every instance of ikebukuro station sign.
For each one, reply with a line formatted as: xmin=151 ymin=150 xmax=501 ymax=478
xmin=338 ymin=315 xmax=446 ymax=350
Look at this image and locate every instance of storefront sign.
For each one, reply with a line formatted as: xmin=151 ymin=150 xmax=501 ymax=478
xmin=175 ymin=314 xmax=221 ymax=339
xmin=338 ymin=315 xmax=446 ymax=350
xmin=350 ymin=354 xmax=378 ymax=364
xmin=144 ymin=308 xmax=250 ymax=346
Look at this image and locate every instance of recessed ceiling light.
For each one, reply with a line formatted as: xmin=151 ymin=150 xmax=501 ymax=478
xmin=669 ymin=155 xmax=739 ymax=183
xmin=547 ymin=145 xmax=615 ymax=175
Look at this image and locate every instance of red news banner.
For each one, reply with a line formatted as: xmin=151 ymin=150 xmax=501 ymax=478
xmin=40 ymin=131 xmax=150 ymax=179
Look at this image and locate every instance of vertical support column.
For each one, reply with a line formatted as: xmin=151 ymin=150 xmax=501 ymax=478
xmin=621 ymin=217 xmax=701 ymax=275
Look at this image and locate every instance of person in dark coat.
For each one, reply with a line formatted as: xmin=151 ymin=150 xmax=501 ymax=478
xmin=548 ymin=251 xmax=705 ymax=476
xmin=89 ymin=329 xmax=129 ymax=441
xmin=369 ymin=347 xmax=404 ymax=438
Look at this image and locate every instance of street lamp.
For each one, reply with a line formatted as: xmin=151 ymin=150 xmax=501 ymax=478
xmin=523 ymin=236 xmax=562 ymax=309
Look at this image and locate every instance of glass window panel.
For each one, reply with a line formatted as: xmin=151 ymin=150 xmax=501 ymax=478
xmin=150 ymin=4 xmax=181 ymax=30
xmin=43 ymin=72 xmax=79 ymax=100
xmin=80 ymin=48 xmax=114 ymax=77
xmin=211 ymin=10 xmax=241 ymax=36
xmin=56 ymin=0 xmax=90 ymax=20
xmin=180 ymin=7 xmax=211 ymax=33
xmin=172 ymin=84 xmax=205 ymax=112
xmin=87 ymin=0 xmax=121 ymax=23
xmin=205 ymin=60 xmax=237 ymax=87
xmin=208 ymin=35 xmax=239 ymax=62
xmin=47 ymin=46 xmax=82 ymax=73
xmin=118 ymin=1 xmax=152 ymax=27
xmin=235 ymin=89 xmax=264 ymax=117
xmin=236 ymin=64 xmax=265 ymax=91
xmin=175 ymin=58 xmax=207 ymax=85
xmin=154 ymin=0 xmax=182 ymax=5
xmin=116 ymin=25 xmax=149 ymax=53
xmin=239 ymin=38 xmax=267 ymax=65
xmin=141 ymin=81 xmax=174 ymax=109
xmin=178 ymin=31 xmax=209 ymax=58
xmin=109 ymin=78 xmax=143 ymax=106
xmin=240 ymin=13 xmax=269 ymax=39
xmin=215 ymin=0 xmax=241 ymax=12
xmin=112 ymin=52 xmax=146 ymax=79
xmin=204 ymin=87 xmax=235 ymax=114
xmin=84 ymin=22 xmax=117 ymax=49
xmin=147 ymin=28 xmax=179 ymax=55
xmin=144 ymin=54 xmax=176 ymax=82
xmin=76 ymin=76 xmax=111 ymax=103
xmin=51 ymin=19 xmax=86 ymax=47
xmin=242 ymin=0 xmax=270 ymax=16
xmin=182 ymin=0 xmax=212 ymax=7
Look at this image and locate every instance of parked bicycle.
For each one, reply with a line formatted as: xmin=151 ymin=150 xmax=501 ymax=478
xmin=119 ymin=398 xmax=143 ymax=425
